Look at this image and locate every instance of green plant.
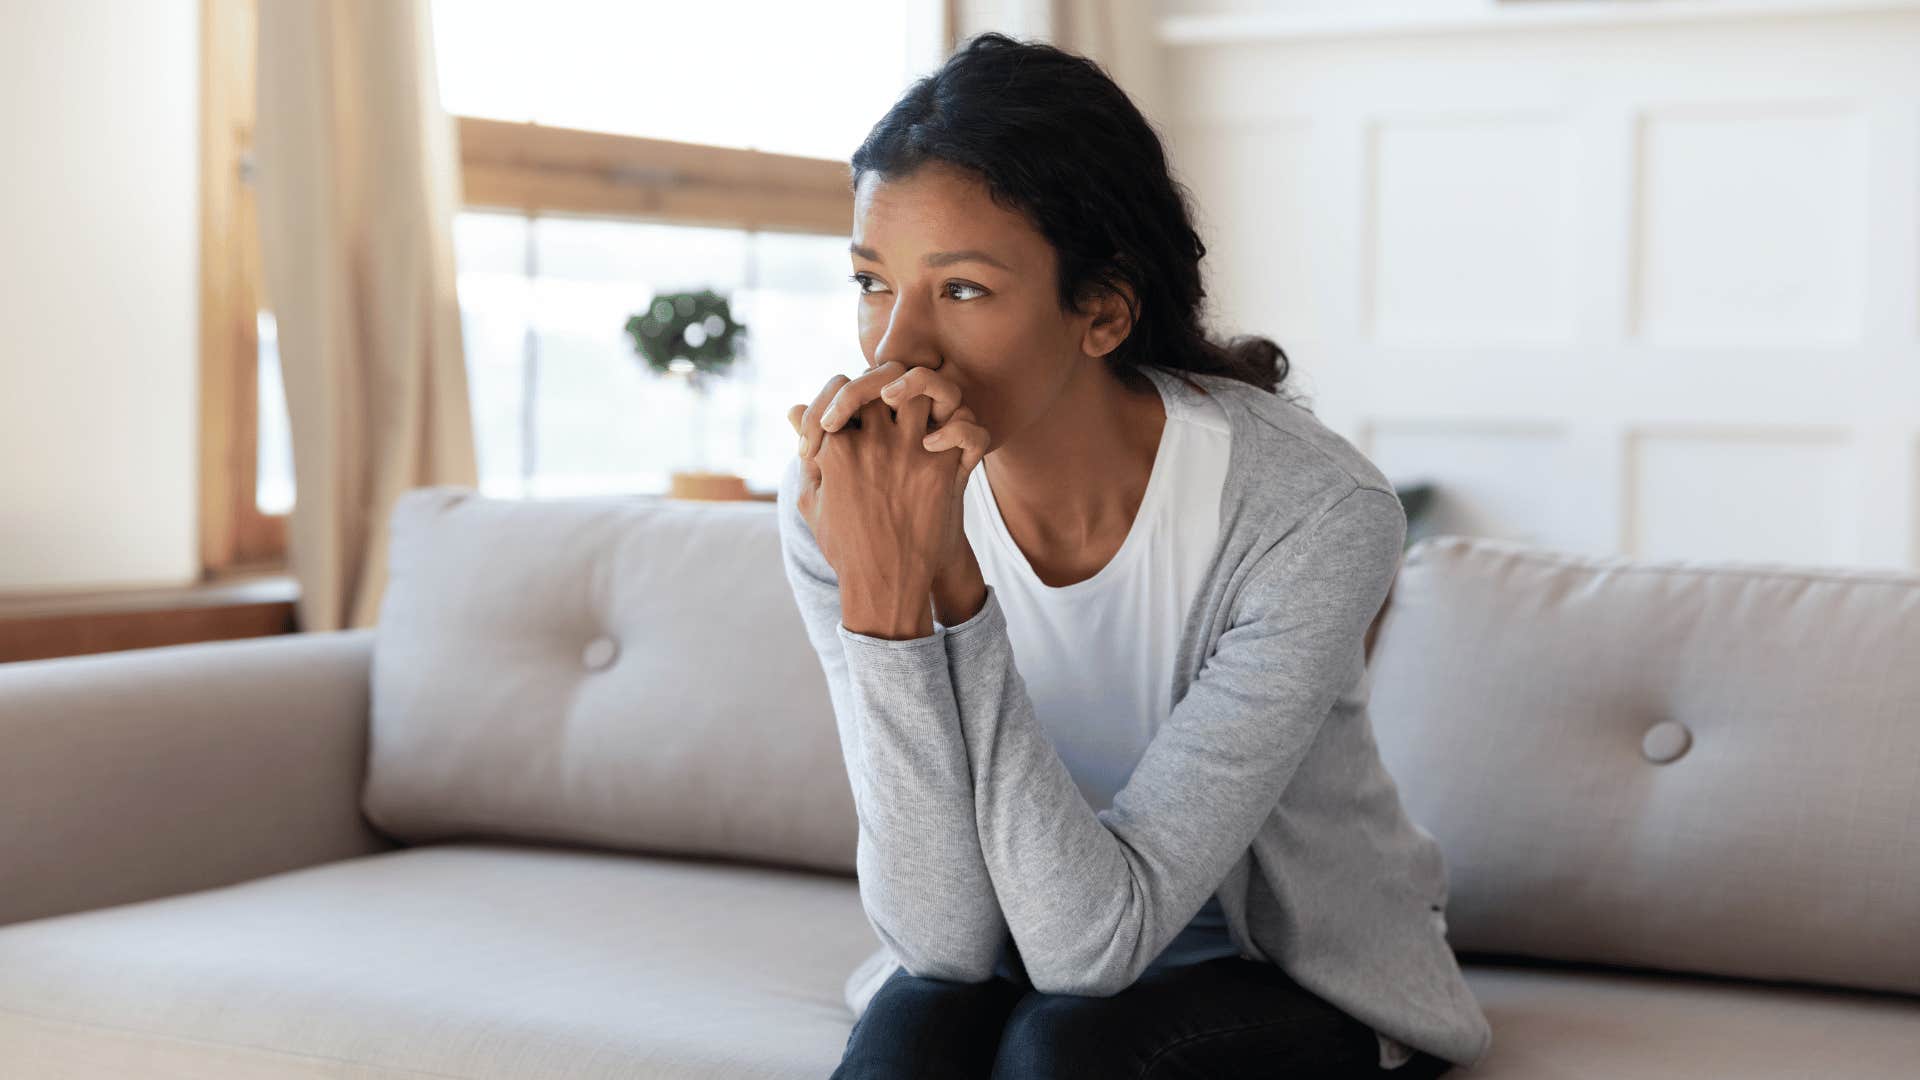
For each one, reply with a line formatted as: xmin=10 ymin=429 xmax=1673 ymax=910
xmin=624 ymin=288 xmax=749 ymax=394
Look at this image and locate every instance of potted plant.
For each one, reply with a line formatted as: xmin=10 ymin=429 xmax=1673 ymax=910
xmin=625 ymin=288 xmax=752 ymax=500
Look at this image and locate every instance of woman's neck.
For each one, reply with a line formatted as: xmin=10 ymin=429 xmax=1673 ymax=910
xmin=983 ymin=362 xmax=1166 ymax=577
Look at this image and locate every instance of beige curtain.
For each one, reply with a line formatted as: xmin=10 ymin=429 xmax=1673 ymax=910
xmin=254 ymin=0 xmax=477 ymax=633
xmin=949 ymin=0 xmax=1166 ymax=131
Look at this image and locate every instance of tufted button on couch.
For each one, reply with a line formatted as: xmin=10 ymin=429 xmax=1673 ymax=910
xmin=0 ymin=489 xmax=1915 ymax=1077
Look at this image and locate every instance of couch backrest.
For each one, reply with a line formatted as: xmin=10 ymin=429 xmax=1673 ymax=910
xmin=1368 ymin=535 xmax=1920 ymax=998
xmin=363 ymin=487 xmax=858 ymax=876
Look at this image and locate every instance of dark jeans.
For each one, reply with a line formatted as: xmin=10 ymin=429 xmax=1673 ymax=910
xmin=831 ymin=955 xmax=1457 ymax=1079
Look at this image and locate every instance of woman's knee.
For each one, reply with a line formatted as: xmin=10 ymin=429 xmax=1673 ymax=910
xmin=991 ymin=993 xmax=1132 ymax=1079
xmin=865 ymin=970 xmax=1021 ymax=1027
xmin=836 ymin=972 xmax=1025 ymax=1079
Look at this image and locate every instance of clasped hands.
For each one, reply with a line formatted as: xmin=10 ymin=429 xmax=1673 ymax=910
xmin=787 ymin=360 xmax=991 ymax=640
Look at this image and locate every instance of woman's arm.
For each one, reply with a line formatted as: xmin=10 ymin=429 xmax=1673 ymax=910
xmin=940 ymin=483 xmax=1409 ymax=995
xmin=775 ymin=454 xmax=1011 ymax=982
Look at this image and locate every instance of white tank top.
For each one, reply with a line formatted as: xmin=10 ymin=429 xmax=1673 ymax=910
xmin=957 ymin=366 xmax=1414 ymax=1069
xmin=959 ymin=369 xmax=1231 ymax=817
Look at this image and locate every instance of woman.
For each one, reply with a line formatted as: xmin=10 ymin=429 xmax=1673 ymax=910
xmin=776 ymin=32 xmax=1491 ymax=1078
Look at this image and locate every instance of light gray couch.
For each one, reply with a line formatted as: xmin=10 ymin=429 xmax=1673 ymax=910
xmin=2 ymin=487 xmax=1916 ymax=1078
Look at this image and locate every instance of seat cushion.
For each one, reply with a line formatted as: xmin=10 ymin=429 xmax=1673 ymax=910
xmin=1459 ymin=961 xmax=1920 ymax=1078
xmin=7 ymin=843 xmax=1914 ymax=1079
xmin=0 ymin=843 xmax=882 ymax=1079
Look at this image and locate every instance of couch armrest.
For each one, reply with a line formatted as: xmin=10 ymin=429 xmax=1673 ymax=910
xmin=0 ymin=629 xmax=398 ymax=928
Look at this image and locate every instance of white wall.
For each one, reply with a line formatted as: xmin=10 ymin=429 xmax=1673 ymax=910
xmin=0 ymin=0 xmax=201 ymax=593
xmin=1160 ymin=0 xmax=1920 ymax=571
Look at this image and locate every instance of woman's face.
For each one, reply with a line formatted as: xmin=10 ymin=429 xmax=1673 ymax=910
xmin=848 ymin=163 xmax=1104 ymax=453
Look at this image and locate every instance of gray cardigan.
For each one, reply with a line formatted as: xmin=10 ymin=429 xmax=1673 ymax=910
xmin=776 ymin=364 xmax=1493 ymax=1068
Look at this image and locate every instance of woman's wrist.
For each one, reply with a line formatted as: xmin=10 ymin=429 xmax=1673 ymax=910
xmin=931 ymin=550 xmax=987 ymax=628
xmin=841 ymin=573 xmax=938 ymax=641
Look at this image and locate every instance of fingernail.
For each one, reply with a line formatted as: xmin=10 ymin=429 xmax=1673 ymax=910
xmin=798 ymin=434 xmax=807 ymax=456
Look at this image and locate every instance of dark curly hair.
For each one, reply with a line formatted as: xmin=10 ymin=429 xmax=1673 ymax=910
xmin=848 ymin=30 xmax=1298 ymax=402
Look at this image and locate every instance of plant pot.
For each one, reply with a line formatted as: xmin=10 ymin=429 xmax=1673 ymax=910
xmin=669 ymin=470 xmax=751 ymax=501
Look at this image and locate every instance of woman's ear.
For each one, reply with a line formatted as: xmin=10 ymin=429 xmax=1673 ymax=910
xmin=1081 ymin=279 xmax=1138 ymax=360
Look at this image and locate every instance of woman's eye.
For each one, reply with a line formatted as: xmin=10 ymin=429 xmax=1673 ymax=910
xmin=846 ymin=273 xmax=986 ymax=302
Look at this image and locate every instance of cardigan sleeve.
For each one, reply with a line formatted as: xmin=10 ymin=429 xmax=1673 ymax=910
xmin=774 ymin=455 xmax=1011 ymax=982
xmin=939 ymin=483 xmax=1409 ymax=996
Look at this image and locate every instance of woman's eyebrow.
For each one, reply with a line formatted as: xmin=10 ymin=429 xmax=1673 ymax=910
xmin=849 ymin=242 xmax=1012 ymax=272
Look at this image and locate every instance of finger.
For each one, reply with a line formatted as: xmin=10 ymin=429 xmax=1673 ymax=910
xmin=897 ymin=388 xmax=933 ymax=443
xmin=917 ymin=407 xmax=975 ymax=449
xmin=922 ymin=416 xmax=991 ymax=476
xmin=953 ymin=422 xmax=991 ymax=478
xmin=821 ymin=360 xmax=906 ymax=434
xmin=929 ymin=403 xmax=978 ymax=444
xmin=787 ymin=403 xmax=806 ymax=437
xmin=801 ymin=373 xmax=850 ymax=459
xmin=877 ymin=365 xmax=963 ymax=427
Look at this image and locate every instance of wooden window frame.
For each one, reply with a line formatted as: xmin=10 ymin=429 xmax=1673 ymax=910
xmin=198 ymin=0 xmax=281 ymax=579
xmin=458 ymin=118 xmax=853 ymax=233
xmin=197 ymin=2 xmax=889 ymax=578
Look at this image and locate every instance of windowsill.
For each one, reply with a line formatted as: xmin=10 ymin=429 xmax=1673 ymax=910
xmin=0 ymin=572 xmax=301 ymax=664
xmin=0 ymin=571 xmax=298 ymax=620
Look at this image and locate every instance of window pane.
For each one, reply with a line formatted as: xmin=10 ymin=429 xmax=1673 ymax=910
xmin=451 ymin=212 xmax=859 ymax=498
xmin=256 ymin=311 xmax=295 ymax=514
xmin=531 ymin=218 xmax=752 ymax=495
xmin=453 ymin=211 xmax=533 ymax=496
xmin=431 ymin=0 xmax=925 ymax=159
xmin=736 ymin=230 xmax=873 ymax=490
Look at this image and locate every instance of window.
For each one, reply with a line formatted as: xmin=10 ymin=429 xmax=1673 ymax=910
xmin=427 ymin=0 xmax=950 ymax=499
xmin=455 ymin=214 xmax=863 ymax=497
xmin=207 ymin=0 xmax=953 ymax=574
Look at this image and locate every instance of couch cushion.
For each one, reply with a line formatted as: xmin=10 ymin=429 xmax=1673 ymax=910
xmin=0 ymin=844 xmax=882 ymax=1079
xmin=3 ymin=846 xmax=1914 ymax=1080
xmin=365 ymin=487 xmax=857 ymax=876
xmin=1458 ymin=963 xmax=1920 ymax=1078
xmin=1369 ymin=536 xmax=1920 ymax=996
